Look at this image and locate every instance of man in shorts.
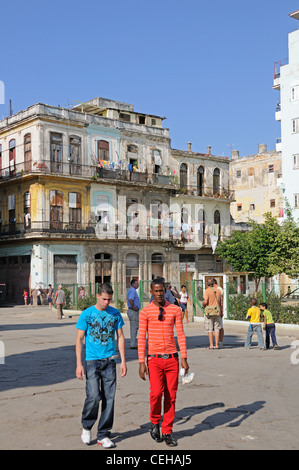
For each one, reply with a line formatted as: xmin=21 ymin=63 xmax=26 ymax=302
xmin=203 ymin=278 xmax=223 ymax=349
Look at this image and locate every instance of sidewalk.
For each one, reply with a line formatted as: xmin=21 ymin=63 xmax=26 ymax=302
xmin=0 ymin=305 xmax=299 ymax=450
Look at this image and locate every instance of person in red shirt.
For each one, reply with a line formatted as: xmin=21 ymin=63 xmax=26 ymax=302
xmin=138 ymin=279 xmax=189 ymax=447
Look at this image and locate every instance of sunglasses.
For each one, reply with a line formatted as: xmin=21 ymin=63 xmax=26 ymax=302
xmin=158 ymin=307 xmax=164 ymax=321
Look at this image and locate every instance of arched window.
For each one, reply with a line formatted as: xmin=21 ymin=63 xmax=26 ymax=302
xmin=213 ymin=168 xmax=220 ymax=195
xmin=95 ymin=253 xmax=112 ymax=284
xmin=180 ymin=163 xmax=188 ymax=189
xmin=197 ymin=166 xmax=204 ymax=196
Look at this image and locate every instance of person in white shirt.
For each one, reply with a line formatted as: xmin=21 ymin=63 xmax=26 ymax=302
xmin=179 ymin=285 xmax=191 ymax=323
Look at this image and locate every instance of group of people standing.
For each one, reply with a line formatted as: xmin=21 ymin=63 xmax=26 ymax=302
xmin=23 ymin=284 xmax=66 ymax=320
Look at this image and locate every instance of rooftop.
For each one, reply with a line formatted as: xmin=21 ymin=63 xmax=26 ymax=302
xmin=289 ymin=10 xmax=299 ymax=21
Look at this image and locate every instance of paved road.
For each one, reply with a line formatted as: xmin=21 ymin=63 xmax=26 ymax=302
xmin=0 ymin=305 xmax=299 ymax=451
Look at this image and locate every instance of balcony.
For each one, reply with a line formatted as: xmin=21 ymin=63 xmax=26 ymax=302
xmin=276 ymin=138 xmax=282 ymax=152
xmin=174 ymin=185 xmax=235 ymax=201
xmin=0 ymin=216 xmax=221 ymax=249
xmin=0 ymin=160 xmax=175 ymax=187
xmin=0 ymin=219 xmax=208 ymax=247
xmin=273 ymin=59 xmax=288 ymax=90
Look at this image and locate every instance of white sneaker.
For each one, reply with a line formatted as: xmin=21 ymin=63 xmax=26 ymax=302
xmin=97 ymin=437 xmax=115 ymax=448
xmin=81 ymin=428 xmax=91 ymax=444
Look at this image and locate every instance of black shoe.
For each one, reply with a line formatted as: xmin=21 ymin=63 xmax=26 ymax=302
xmin=150 ymin=424 xmax=162 ymax=442
xmin=162 ymin=433 xmax=178 ymax=447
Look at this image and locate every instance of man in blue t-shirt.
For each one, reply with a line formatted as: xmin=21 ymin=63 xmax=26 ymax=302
xmin=76 ymin=283 xmax=127 ymax=448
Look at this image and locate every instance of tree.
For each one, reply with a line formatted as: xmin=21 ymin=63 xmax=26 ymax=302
xmin=216 ymin=213 xmax=281 ymax=291
xmin=269 ymin=203 xmax=299 ymax=278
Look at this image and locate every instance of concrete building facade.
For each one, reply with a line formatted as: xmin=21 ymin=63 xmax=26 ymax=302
xmin=273 ymin=11 xmax=299 ymax=217
xmin=230 ymin=144 xmax=283 ymax=224
xmin=0 ymin=98 xmax=233 ymax=304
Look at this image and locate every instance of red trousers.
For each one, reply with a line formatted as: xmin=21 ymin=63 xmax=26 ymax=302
xmin=147 ymin=356 xmax=179 ymax=434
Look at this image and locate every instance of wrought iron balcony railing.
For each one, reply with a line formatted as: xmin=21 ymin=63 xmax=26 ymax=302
xmin=0 ymin=160 xmax=176 ymax=186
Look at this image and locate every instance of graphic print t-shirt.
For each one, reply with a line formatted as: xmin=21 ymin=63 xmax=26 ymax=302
xmin=76 ymin=305 xmax=124 ymax=360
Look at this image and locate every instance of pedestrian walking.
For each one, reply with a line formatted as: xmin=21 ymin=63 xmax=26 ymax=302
xmin=47 ymin=284 xmax=54 ymax=310
xmin=138 ymin=278 xmax=189 ymax=447
xmin=37 ymin=289 xmax=41 ymax=305
xmin=126 ymin=279 xmax=140 ymax=349
xmin=213 ymin=278 xmax=224 ymax=346
xmin=23 ymin=289 xmax=28 ymax=306
xmin=79 ymin=286 xmax=85 ymax=299
xmin=76 ymin=283 xmax=127 ymax=448
xmin=259 ymin=302 xmax=279 ymax=350
xmin=203 ymin=278 xmax=223 ymax=349
xmin=244 ymin=298 xmax=264 ymax=349
xmin=179 ymin=285 xmax=191 ymax=323
xmin=53 ymin=285 xmax=66 ymax=319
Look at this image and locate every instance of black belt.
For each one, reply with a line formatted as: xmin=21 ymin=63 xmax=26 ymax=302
xmin=148 ymin=353 xmax=178 ymax=359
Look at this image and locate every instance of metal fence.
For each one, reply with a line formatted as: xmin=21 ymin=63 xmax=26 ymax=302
xmin=36 ymin=279 xmax=299 ymax=324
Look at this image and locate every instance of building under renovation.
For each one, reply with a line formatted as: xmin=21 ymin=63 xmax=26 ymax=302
xmin=0 ymin=97 xmax=233 ymax=304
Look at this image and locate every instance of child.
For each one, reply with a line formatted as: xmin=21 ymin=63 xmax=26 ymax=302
xmin=244 ymin=298 xmax=264 ymax=349
xmin=259 ymin=302 xmax=279 ymax=350
xmin=23 ymin=289 xmax=28 ymax=306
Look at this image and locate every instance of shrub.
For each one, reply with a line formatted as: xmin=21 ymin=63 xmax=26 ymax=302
xmin=78 ymin=294 xmax=97 ymax=311
xmin=228 ymin=292 xmax=299 ymax=324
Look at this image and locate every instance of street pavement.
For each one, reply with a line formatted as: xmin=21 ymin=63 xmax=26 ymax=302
xmin=0 ymin=305 xmax=299 ymax=451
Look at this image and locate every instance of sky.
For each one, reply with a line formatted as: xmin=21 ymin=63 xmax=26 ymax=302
xmin=0 ymin=0 xmax=298 ymax=158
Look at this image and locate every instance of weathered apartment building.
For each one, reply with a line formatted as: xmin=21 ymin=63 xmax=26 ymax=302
xmin=230 ymin=144 xmax=283 ymax=224
xmin=0 ymin=97 xmax=233 ymax=303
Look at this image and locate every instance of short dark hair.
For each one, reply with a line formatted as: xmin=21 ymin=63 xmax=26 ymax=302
xmin=181 ymin=284 xmax=186 ymax=288
xmin=130 ymin=279 xmax=138 ymax=286
xmin=98 ymin=283 xmax=114 ymax=296
xmin=151 ymin=278 xmax=166 ymax=290
xmin=259 ymin=302 xmax=267 ymax=309
xmin=207 ymin=278 xmax=214 ymax=287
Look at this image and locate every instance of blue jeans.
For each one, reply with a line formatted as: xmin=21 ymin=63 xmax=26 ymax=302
xmin=81 ymin=359 xmax=116 ymax=439
xmin=265 ymin=323 xmax=277 ymax=348
xmin=245 ymin=323 xmax=264 ymax=348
